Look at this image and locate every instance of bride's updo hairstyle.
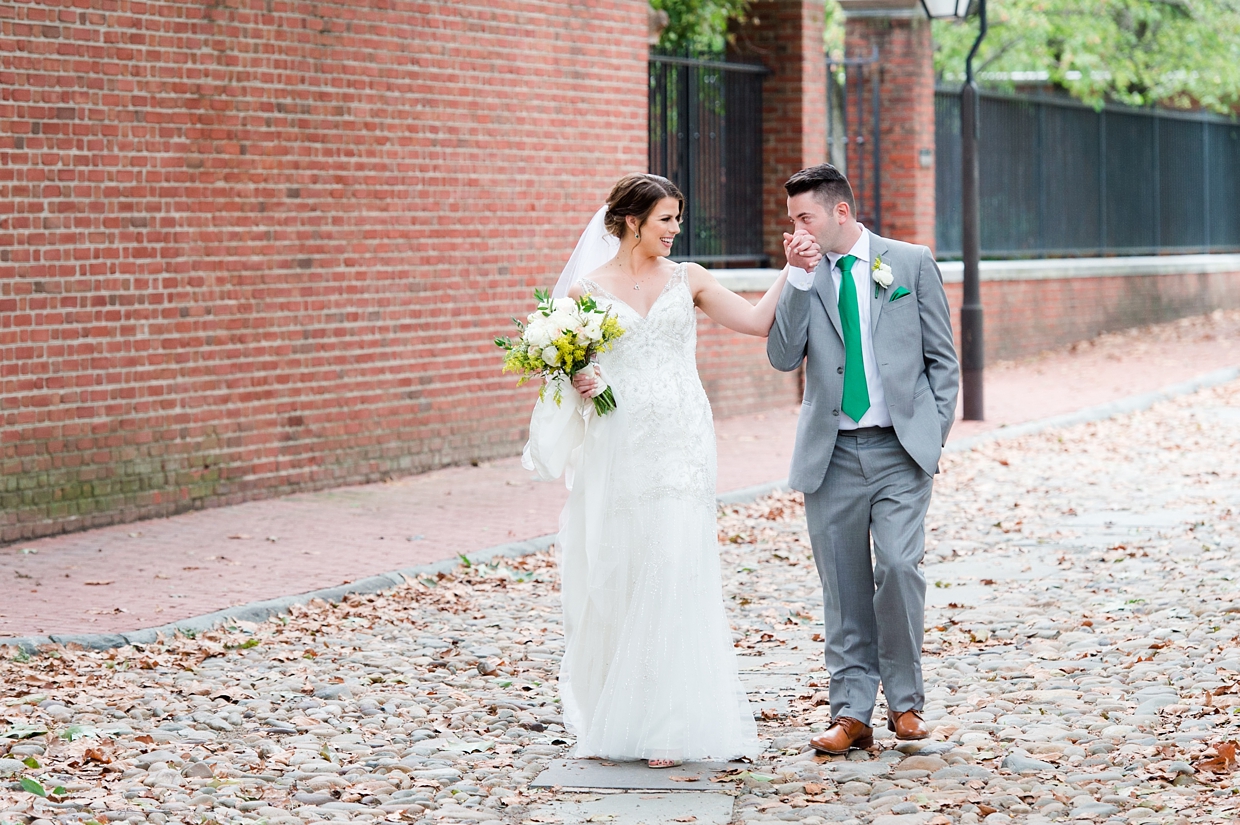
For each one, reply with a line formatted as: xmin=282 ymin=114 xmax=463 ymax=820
xmin=604 ymin=174 xmax=683 ymax=240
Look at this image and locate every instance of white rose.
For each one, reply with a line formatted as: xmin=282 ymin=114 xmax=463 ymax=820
xmin=541 ymin=345 xmax=560 ymax=367
xmin=524 ymin=318 xmax=553 ymax=349
xmin=872 ymin=261 xmax=894 ymax=289
xmin=546 ymin=309 xmax=578 ymax=335
xmin=551 ymin=297 xmax=578 ymax=315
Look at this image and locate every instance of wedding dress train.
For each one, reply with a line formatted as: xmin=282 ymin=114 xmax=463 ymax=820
xmin=524 ymin=264 xmax=759 ymax=761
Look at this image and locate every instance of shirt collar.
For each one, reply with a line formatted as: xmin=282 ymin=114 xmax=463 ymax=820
xmin=826 ymin=225 xmax=869 ymax=273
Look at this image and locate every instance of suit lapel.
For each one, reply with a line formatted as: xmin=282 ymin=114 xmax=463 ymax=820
xmin=869 ymin=231 xmax=888 ymax=334
xmin=810 ymin=258 xmax=844 ymax=343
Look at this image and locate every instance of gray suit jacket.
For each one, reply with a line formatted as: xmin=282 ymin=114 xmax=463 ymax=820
xmin=767 ymin=230 xmax=959 ymax=491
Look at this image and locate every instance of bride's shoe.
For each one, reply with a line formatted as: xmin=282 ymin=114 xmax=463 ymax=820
xmin=647 ymin=758 xmax=683 ymax=769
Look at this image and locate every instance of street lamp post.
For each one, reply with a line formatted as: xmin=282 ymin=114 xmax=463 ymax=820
xmin=921 ymin=0 xmax=987 ymax=420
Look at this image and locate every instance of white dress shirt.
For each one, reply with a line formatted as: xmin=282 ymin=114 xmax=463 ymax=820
xmin=785 ymin=227 xmax=892 ymax=430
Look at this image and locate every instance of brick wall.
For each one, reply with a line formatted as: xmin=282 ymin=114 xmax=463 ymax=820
xmin=0 ymin=0 xmax=650 ymax=543
xmin=733 ymin=0 xmax=827 ymax=264
xmin=843 ymin=11 xmax=936 ymax=250
xmin=696 ymin=302 xmax=803 ymax=417
xmin=942 ymin=269 xmax=1240 ymax=362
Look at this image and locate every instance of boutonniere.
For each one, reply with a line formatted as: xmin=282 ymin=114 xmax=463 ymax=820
xmin=871 ymin=255 xmax=893 ymax=298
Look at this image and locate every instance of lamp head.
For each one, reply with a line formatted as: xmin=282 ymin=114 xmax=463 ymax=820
xmin=919 ymin=0 xmax=976 ymax=19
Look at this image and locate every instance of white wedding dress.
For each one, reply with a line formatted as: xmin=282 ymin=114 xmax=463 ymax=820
xmin=523 ymin=263 xmax=760 ymax=762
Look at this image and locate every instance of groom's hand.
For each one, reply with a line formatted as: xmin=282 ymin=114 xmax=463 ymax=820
xmin=783 ymin=230 xmax=822 ymax=271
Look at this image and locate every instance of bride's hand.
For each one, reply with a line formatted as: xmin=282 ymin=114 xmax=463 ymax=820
xmin=783 ymin=231 xmax=822 ymax=271
xmin=571 ymin=365 xmax=604 ymax=399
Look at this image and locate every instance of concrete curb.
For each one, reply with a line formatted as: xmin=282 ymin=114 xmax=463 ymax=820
xmin=716 ymin=479 xmax=789 ymax=505
xmin=5 ymin=366 xmax=1236 ymax=653
xmin=2 ymin=535 xmax=557 ymax=653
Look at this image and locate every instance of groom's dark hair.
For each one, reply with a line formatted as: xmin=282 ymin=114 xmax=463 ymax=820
xmin=784 ymin=164 xmax=855 ymax=215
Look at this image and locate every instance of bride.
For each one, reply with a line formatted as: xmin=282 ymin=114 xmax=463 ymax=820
xmin=523 ymin=173 xmax=821 ymax=767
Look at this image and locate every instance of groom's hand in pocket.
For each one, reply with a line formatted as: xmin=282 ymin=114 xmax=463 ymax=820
xmin=783 ymin=230 xmax=822 ymax=271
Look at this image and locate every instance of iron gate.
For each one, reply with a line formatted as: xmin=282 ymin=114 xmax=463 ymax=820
xmin=649 ymin=55 xmax=767 ymax=267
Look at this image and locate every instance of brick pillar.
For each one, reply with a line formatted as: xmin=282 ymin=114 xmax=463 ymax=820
xmin=732 ymin=0 xmax=827 ymax=265
xmin=839 ymin=0 xmax=937 ymax=250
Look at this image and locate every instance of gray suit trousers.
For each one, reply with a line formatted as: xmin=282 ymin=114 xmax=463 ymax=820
xmin=804 ymin=428 xmax=933 ymax=727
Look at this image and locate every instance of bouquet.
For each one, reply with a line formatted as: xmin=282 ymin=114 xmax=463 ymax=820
xmin=495 ymin=289 xmax=625 ymax=416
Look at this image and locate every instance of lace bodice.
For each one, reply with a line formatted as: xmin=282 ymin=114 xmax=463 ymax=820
xmin=577 ymin=264 xmax=715 ymax=508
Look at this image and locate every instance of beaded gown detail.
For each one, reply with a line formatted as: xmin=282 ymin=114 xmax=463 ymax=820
xmin=523 ymin=264 xmax=759 ymax=761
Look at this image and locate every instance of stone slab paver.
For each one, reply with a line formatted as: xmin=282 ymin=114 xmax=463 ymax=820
xmin=2 ymin=376 xmax=1239 ymax=823
xmin=1 ymin=309 xmax=1238 ymax=640
xmin=529 ymin=759 xmax=747 ymax=790
xmin=526 ymin=791 xmax=736 ymax=825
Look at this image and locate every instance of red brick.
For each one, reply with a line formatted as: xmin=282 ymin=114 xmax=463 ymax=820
xmin=0 ymin=0 xmax=651 ymax=542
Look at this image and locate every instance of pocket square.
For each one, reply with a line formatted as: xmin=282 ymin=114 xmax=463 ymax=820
xmin=888 ymin=286 xmax=911 ymax=302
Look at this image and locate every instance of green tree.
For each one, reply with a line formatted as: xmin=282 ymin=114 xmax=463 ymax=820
xmin=651 ymin=0 xmax=752 ymax=54
xmin=930 ymin=0 xmax=1240 ymax=114
xmin=651 ymin=0 xmax=846 ymax=58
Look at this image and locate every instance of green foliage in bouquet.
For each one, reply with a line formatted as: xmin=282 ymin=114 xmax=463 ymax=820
xmin=495 ymin=289 xmax=625 ymax=416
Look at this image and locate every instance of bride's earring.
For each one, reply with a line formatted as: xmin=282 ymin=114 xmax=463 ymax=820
xmin=635 ymin=231 xmax=640 ymax=240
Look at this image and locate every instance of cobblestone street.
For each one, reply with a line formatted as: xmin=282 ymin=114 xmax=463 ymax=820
xmin=3 ymin=379 xmax=1239 ymax=824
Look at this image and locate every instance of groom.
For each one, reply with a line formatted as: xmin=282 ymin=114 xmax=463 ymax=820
xmin=768 ymin=164 xmax=959 ymax=753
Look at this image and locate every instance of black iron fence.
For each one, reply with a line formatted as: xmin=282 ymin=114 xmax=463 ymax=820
xmin=936 ymin=89 xmax=1240 ymax=259
xmin=649 ymin=55 xmax=767 ymax=267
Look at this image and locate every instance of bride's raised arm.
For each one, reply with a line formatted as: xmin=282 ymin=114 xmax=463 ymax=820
xmin=688 ymin=233 xmax=821 ymax=337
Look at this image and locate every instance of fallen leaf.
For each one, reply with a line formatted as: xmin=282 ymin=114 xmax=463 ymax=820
xmin=668 ymin=775 xmax=700 ymax=782
xmin=1195 ymin=741 xmax=1237 ymax=773
xmin=19 ymin=777 xmax=46 ymax=797
xmin=84 ymin=747 xmax=111 ymax=764
xmin=672 ymin=817 xmax=697 ymax=823
xmin=804 ymin=782 xmax=824 ymax=795
xmin=84 ymin=580 xmax=114 ymax=586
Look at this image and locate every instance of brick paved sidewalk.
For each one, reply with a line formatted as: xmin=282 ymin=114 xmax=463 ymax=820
xmin=3 ymin=309 xmax=1238 ymax=639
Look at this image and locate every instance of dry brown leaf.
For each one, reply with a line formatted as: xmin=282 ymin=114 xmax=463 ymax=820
xmin=668 ymin=775 xmax=700 ymax=782
xmin=83 ymin=747 xmax=111 ymax=764
xmin=804 ymin=782 xmax=824 ymax=795
xmin=1195 ymin=741 xmax=1237 ymax=773
xmin=83 ymin=580 xmax=114 ymax=586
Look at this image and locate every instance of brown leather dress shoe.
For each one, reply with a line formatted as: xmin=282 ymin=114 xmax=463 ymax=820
xmin=887 ymin=709 xmax=929 ymax=740
xmin=809 ymin=716 xmax=874 ymax=755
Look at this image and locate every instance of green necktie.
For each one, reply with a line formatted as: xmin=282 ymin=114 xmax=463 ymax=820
xmin=836 ymin=254 xmax=870 ymax=422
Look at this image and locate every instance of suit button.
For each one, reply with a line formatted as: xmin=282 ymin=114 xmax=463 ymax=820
xmin=832 ymin=409 xmax=840 ymax=416
xmin=836 ymin=367 xmax=844 ymax=374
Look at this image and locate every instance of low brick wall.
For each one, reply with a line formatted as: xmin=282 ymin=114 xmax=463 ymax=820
xmin=936 ymin=256 xmax=1240 ymax=362
xmin=696 ymin=306 xmax=804 ymax=419
xmin=708 ymin=254 xmax=1240 ymax=414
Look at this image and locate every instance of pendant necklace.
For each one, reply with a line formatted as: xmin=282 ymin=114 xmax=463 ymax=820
xmin=617 ymin=258 xmax=642 ymax=290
